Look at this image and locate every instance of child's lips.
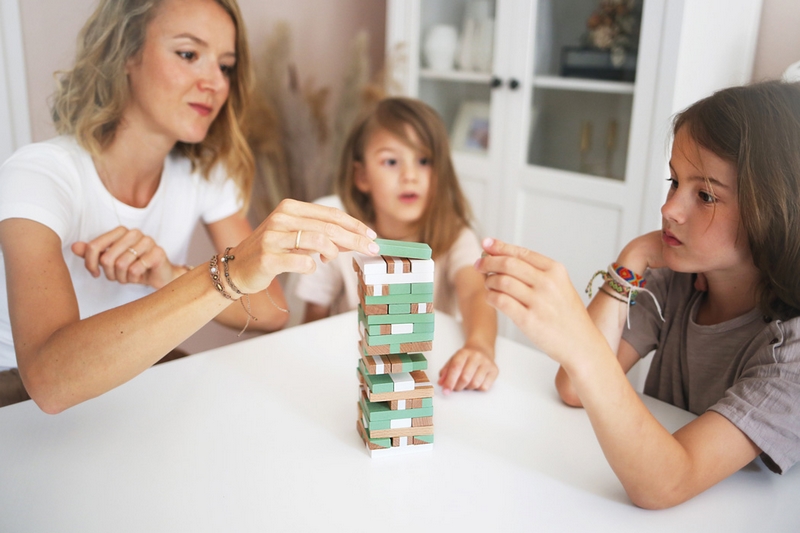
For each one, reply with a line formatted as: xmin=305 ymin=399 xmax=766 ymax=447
xmin=662 ymin=230 xmax=682 ymax=246
xmin=399 ymin=193 xmax=419 ymax=203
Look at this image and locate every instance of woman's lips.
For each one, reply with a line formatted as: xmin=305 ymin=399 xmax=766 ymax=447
xmin=662 ymin=230 xmax=682 ymax=246
xmin=189 ymin=103 xmax=212 ymax=116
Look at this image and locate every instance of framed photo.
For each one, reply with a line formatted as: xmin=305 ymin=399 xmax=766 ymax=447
xmin=451 ymin=101 xmax=491 ymax=153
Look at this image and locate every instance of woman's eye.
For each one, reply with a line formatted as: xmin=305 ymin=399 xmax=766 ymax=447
xmin=177 ymin=51 xmax=196 ymax=61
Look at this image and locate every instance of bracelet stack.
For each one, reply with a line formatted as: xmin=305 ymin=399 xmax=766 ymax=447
xmin=209 ymin=249 xmax=257 ymax=336
xmin=586 ymin=263 xmax=664 ymax=328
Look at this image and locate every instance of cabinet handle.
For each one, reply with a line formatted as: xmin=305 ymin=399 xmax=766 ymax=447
xmin=490 ymin=76 xmax=503 ymax=89
xmin=508 ymin=78 xmax=520 ymax=90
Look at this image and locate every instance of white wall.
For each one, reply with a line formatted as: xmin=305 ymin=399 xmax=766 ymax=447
xmin=752 ymin=0 xmax=800 ymax=81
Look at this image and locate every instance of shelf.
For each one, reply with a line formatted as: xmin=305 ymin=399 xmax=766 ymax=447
xmin=419 ymin=68 xmax=493 ymax=84
xmin=532 ymin=75 xmax=635 ymax=95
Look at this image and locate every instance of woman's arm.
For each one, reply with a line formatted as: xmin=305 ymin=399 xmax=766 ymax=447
xmin=475 ymin=237 xmax=760 ymax=508
xmin=1 ymin=200 xmax=378 ymax=413
xmin=437 ymin=265 xmax=498 ymax=393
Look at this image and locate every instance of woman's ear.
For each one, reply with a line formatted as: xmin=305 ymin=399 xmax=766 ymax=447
xmin=354 ymin=162 xmax=370 ymax=193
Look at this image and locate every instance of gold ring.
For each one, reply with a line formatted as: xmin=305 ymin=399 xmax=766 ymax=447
xmin=294 ymin=230 xmax=302 ymax=250
xmin=128 ymin=247 xmax=138 ymax=257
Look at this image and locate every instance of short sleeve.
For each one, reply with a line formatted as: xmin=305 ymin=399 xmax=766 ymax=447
xmin=445 ymin=227 xmax=482 ymax=284
xmin=709 ymin=318 xmax=800 ymax=474
xmin=199 ymin=164 xmax=243 ymax=224
xmin=0 ymin=142 xmax=79 ymax=242
xmin=294 ymin=253 xmax=346 ymax=308
xmin=621 ymin=267 xmax=672 ymax=358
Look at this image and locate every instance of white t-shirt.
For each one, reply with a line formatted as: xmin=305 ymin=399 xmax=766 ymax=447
xmin=0 ymin=136 xmax=242 ymax=368
xmin=295 ymin=196 xmax=483 ymax=318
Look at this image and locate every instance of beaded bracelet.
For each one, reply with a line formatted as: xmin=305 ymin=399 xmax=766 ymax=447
xmin=220 ymin=248 xmax=259 ymax=336
xmin=586 ymin=263 xmax=664 ymax=328
xmin=209 ymin=254 xmax=233 ymax=300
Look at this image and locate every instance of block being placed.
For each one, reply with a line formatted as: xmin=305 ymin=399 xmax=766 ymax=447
xmin=374 ymin=238 xmax=432 ymax=260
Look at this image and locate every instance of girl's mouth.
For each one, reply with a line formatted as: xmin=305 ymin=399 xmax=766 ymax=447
xmin=399 ymin=192 xmax=419 ymax=203
xmin=662 ymin=230 xmax=682 ymax=246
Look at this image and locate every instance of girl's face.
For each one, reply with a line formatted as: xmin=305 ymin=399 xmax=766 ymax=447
xmin=661 ymin=127 xmax=752 ymax=274
xmin=354 ymin=126 xmax=432 ymax=239
xmin=124 ymin=0 xmax=236 ymax=145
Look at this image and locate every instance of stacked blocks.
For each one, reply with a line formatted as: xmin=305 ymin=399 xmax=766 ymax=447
xmin=355 ymin=239 xmax=435 ymax=457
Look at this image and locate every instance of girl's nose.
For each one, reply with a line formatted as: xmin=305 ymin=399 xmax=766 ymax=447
xmin=661 ymin=190 xmax=685 ymax=224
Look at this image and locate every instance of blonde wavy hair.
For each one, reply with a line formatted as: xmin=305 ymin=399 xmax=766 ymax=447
xmin=51 ymin=0 xmax=255 ymax=208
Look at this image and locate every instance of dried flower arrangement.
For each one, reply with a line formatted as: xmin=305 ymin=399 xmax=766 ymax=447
xmin=246 ymin=23 xmax=386 ymax=222
xmin=583 ymin=0 xmax=642 ymax=67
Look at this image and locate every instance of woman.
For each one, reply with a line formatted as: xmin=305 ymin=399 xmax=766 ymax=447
xmin=0 ymin=0 xmax=378 ymax=413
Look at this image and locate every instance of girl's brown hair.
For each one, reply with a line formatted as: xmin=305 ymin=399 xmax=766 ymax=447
xmin=50 ymin=0 xmax=255 ymax=208
xmin=673 ymin=80 xmax=800 ymax=320
xmin=335 ymin=97 xmax=473 ymax=258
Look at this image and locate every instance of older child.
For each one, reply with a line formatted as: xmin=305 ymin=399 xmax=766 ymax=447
xmin=475 ymin=81 xmax=800 ymax=508
xmin=296 ymin=97 xmax=497 ymax=394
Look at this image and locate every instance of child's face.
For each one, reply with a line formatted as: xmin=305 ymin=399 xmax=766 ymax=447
xmin=354 ymin=126 xmax=432 ymax=238
xmin=660 ymin=127 xmax=752 ymax=275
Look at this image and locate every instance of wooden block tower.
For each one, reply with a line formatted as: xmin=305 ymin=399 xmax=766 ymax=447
xmin=354 ymin=239 xmax=435 ymax=457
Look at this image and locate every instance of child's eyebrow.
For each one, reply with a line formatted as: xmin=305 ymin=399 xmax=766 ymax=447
xmin=668 ymin=163 xmax=730 ymax=190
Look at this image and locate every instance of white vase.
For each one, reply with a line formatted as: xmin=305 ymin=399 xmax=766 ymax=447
xmin=423 ymin=25 xmax=458 ymax=71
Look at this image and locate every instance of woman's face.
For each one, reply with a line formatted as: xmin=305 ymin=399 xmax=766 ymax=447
xmin=124 ymin=0 xmax=236 ymax=145
xmin=660 ymin=126 xmax=752 ymax=275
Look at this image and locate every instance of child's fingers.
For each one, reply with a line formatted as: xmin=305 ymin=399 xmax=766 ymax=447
xmin=438 ymin=356 xmax=466 ymax=395
xmin=481 ymin=237 xmax=553 ymax=270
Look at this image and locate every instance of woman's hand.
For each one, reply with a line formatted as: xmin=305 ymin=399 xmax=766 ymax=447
xmin=475 ymin=238 xmax=603 ymax=365
xmin=223 ymin=199 xmax=378 ymax=294
xmin=72 ymin=226 xmax=178 ymax=289
xmin=438 ymin=343 xmax=497 ymax=394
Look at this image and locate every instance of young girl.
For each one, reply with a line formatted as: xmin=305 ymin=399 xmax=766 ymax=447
xmin=475 ymin=80 xmax=800 ymax=508
xmin=296 ymin=97 xmax=498 ymax=394
xmin=0 ymin=0 xmax=377 ymax=412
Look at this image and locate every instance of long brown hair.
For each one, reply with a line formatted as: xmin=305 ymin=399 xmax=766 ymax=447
xmin=51 ymin=0 xmax=255 ymax=208
xmin=673 ymin=80 xmax=800 ymax=320
xmin=336 ymin=97 xmax=473 ymax=258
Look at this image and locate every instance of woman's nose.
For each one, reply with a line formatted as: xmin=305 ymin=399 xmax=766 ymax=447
xmin=199 ymin=63 xmax=227 ymax=93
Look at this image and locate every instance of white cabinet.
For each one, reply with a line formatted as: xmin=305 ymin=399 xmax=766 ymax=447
xmin=387 ymin=0 xmax=762 ymax=344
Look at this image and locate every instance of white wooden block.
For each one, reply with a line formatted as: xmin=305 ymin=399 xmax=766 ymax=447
xmin=396 ymin=400 xmax=406 ymax=410
xmin=362 ymin=270 xmax=434 ymax=286
xmin=391 ymin=323 xmax=413 ymax=335
xmin=371 ymin=355 xmax=384 ymax=374
xmin=398 ymin=436 xmax=408 ymax=447
xmin=389 ymin=372 xmax=414 ymax=392
xmin=410 ymin=259 xmax=434 ymax=273
xmin=390 ymin=418 xmax=412 ymax=429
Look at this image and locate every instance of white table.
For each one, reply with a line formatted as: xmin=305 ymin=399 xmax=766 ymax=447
xmin=1 ymin=312 xmax=798 ymax=532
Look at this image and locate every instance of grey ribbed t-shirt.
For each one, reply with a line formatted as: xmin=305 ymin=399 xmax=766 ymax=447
xmin=622 ymin=268 xmax=800 ymax=474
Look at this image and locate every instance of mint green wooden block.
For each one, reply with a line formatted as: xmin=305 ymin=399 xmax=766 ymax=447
xmin=415 ymin=434 xmax=434 ymax=443
xmin=357 ymin=364 xmax=394 ymax=393
xmin=360 ymin=395 xmax=434 ymax=421
xmin=359 ymin=305 xmax=434 ymax=325
xmin=366 ymin=330 xmax=435 ymax=346
xmin=364 ymin=321 xmax=434 ymax=335
xmin=389 ymin=284 xmax=411 ymax=295
xmin=374 ymin=238 xmax=432 ymax=260
xmin=364 ymin=292 xmax=433 ymax=305
xmin=388 ymin=303 xmax=411 ymax=314
xmin=411 ymin=282 xmax=434 ymax=294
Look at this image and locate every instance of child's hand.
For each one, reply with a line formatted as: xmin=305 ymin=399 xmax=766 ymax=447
xmin=438 ymin=344 xmax=498 ymax=395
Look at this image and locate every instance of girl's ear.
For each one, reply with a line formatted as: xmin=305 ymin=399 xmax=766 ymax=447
xmin=354 ymin=162 xmax=370 ymax=193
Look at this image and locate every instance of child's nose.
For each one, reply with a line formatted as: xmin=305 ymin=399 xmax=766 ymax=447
xmin=661 ymin=192 xmax=685 ymax=223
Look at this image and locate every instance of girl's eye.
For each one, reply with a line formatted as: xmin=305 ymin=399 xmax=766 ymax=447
xmin=177 ymin=51 xmax=196 ymax=61
xmin=419 ymin=157 xmax=430 ymax=166
xmin=383 ymin=158 xmax=397 ymax=167
xmin=667 ymin=177 xmax=678 ymax=189
xmin=220 ymin=64 xmax=235 ymax=77
xmin=699 ymin=190 xmax=717 ymax=204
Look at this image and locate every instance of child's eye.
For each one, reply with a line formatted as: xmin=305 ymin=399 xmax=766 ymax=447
xmin=383 ymin=158 xmax=397 ymax=167
xmin=419 ymin=157 xmax=430 ymax=166
xmin=666 ymin=177 xmax=678 ymax=189
xmin=699 ymin=190 xmax=717 ymax=204
xmin=177 ymin=51 xmax=196 ymax=61
xmin=220 ymin=63 xmax=235 ymax=77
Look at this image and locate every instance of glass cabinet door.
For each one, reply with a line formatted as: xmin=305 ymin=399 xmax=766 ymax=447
xmin=416 ymin=0 xmax=498 ymax=156
xmin=526 ymin=0 xmax=643 ymax=181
